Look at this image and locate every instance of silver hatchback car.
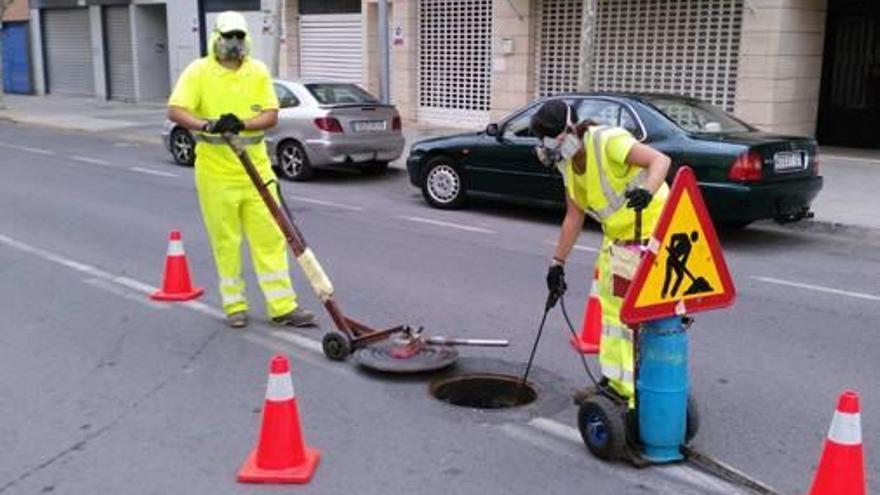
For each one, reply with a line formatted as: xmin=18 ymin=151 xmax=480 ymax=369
xmin=161 ymin=79 xmax=405 ymax=181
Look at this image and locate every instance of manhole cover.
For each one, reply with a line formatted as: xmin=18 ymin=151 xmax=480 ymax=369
xmin=430 ymin=373 xmax=537 ymax=409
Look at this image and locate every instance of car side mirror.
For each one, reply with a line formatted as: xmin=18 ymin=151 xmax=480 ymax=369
xmin=485 ymin=123 xmax=500 ymax=137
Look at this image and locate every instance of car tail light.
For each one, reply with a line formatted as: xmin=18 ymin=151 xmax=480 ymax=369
xmin=392 ymin=115 xmax=402 ymax=131
xmin=729 ymin=150 xmax=763 ymax=181
xmin=314 ymin=117 xmax=343 ymax=133
xmin=812 ymin=152 xmax=820 ymax=176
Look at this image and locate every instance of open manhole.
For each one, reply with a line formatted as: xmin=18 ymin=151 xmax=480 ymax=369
xmin=430 ymin=373 xmax=537 ymax=410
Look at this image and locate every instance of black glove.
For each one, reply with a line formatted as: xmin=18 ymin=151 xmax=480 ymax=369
xmin=546 ymin=263 xmax=567 ymax=309
xmin=625 ymin=187 xmax=653 ymax=211
xmin=208 ymin=113 xmax=245 ymax=134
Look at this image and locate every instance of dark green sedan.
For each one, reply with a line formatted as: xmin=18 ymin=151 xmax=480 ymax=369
xmin=406 ymin=93 xmax=823 ymax=226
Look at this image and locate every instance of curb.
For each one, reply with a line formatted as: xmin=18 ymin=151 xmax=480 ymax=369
xmin=749 ymin=218 xmax=880 ymax=243
xmin=0 ymin=114 xmax=161 ymax=146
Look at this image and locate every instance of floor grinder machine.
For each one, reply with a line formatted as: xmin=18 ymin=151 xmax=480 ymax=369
xmin=225 ymin=134 xmax=508 ymax=373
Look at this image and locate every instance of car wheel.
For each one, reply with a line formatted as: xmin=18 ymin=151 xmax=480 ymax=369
xmin=277 ymin=140 xmax=313 ymax=182
xmin=362 ymin=160 xmax=389 ymax=175
xmin=421 ymin=156 xmax=467 ymax=209
xmin=170 ymin=127 xmax=195 ymax=166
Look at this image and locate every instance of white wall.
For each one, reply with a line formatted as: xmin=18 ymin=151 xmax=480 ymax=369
xmin=134 ymin=4 xmax=170 ymax=101
xmin=166 ymin=0 xmax=201 ymax=85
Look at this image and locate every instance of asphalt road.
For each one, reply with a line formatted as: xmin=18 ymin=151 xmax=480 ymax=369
xmin=0 ymin=122 xmax=877 ymax=495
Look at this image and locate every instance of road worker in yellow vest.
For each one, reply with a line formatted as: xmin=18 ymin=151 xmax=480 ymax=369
xmin=167 ymin=11 xmax=316 ymax=329
xmin=531 ymin=99 xmax=671 ymax=407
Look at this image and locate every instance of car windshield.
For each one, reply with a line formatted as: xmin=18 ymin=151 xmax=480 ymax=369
xmin=305 ymin=83 xmax=379 ymax=105
xmin=647 ymin=97 xmax=750 ymax=133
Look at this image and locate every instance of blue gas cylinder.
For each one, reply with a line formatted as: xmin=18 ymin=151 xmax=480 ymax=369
xmin=637 ymin=316 xmax=688 ymax=463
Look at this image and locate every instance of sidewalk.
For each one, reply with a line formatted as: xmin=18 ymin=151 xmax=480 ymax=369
xmin=2 ymin=94 xmax=879 ymax=233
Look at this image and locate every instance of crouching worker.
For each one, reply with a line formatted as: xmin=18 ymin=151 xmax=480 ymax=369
xmin=531 ymin=100 xmax=670 ymax=407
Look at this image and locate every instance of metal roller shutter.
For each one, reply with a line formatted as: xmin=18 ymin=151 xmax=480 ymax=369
xmin=417 ymin=0 xmax=493 ymax=127
xmin=43 ymin=9 xmax=94 ymax=97
xmin=105 ymin=6 xmax=136 ymax=102
xmin=536 ymin=0 xmax=583 ymax=97
xmin=591 ymin=0 xmax=743 ymax=112
xmin=299 ymin=14 xmax=363 ymax=84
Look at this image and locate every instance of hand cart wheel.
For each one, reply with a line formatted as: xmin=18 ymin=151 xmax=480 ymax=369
xmin=578 ymin=394 xmax=628 ymax=461
xmin=322 ymin=332 xmax=351 ymax=361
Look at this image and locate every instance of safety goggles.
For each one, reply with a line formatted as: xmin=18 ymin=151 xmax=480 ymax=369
xmin=220 ymin=30 xmax=246 ymax=40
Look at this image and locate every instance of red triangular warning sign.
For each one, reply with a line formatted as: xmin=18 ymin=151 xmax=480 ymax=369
xmin=620 ymin=166 xmax=735 ymax=325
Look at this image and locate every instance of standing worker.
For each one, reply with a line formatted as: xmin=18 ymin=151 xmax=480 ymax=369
xmin=167 ymin=11 xmax=317 ymax=329
xmin=531 ymin=100 xmax=670 ymax=407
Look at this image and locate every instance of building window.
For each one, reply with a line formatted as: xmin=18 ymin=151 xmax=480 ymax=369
xmin=417 ymin=0 xmax=493 ymax=125
xmin=536 ymin=0 xmax=584 ymax=97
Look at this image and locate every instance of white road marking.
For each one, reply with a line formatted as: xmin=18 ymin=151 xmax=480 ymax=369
xmin=527 ymin=418 xmax=747 ymax=494
xmin=398 ymin=215 xmax=496 ymax=234
xmin=544 ymin=240 xmax=599 ymax=253
xmin=83 ymin=278 xmax=168 ymax=310
xmin=822 ymin=154 xmax=880 ymax=165
xmin=0 ymin=233 xmax=324 ymax=360
xmin=270 ymin=330 xmax=325 ymax=355
xmin=2 ymin=143 xmax=57 ymax=156
xmin=72 ymin=156 xmax=111 ymax=166
xmin=130 ymin=166 xmax=178 ymax=178
xmin=288 ymin=195 xmax=363 ymax=212
xmin=753 ymin=276 xmax=880 ymax=302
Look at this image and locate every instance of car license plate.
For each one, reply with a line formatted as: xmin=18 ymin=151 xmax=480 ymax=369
xmin=774 ymin=151 xmax=805 ymax=172
xmin=353 ymin=120 xmax=387 ymax=133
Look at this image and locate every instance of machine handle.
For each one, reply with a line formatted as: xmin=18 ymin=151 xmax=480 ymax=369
xmin=425 ymin=337 xmax=510 ymax=347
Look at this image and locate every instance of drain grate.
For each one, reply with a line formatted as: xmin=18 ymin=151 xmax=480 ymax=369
xmin=430 ymin=373 xmax=537 ymax=410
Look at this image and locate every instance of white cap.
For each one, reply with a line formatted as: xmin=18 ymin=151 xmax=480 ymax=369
xmin=214 ymin=11 xmax=248 ymax=35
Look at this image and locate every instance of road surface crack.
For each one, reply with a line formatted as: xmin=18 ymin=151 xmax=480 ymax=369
xmin=0 ymin=328 xmax=223 ymax=493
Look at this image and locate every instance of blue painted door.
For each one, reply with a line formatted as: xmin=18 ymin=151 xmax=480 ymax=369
xmin=2 ymin=21 xmax=32 ymax=94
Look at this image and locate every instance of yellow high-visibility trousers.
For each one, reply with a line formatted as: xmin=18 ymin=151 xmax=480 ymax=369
xmin=195 ymin=171 xmax=297 ymax=318
xmin=596 ymin=241 xmax=636 ymax=408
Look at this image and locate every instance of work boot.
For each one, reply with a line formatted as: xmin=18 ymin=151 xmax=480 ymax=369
xmin=271 ymin=308 xmax=318 ymax=327
xmin=226 ymin=311 xmax=248 ymax=329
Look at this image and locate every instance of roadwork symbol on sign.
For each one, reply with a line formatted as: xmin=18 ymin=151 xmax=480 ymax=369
xmin=620 ymin=166 xmax=735 ymax=325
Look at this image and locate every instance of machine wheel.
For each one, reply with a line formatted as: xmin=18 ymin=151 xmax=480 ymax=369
xmin=322 ymin=332 xmax=351 ymax=361
xmin=170 ymin=127 xmax=195 ymax=166
xmin=421 ymin=156 xmax=467 ymax=209
xmin=277 ymin=140 xmax=313 ymax=182
xmin=685 ymin=393 xmax=699 ymax=443
xmin=578 ymin=394 xmax=627 ymax=461
xmin=362 ymin=160 xmax=389 ymax=175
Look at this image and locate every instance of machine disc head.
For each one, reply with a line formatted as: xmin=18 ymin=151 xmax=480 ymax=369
xmin=353 ymin=343 xmax=459 ymax=373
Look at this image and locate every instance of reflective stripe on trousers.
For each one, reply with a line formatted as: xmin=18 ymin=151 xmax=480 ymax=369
xmin=196 ymin=133 xmax=264 ymax=145
xmin=196 ymin=172 xmax=298 ymax=317
xmin=597 ymin=244 xmax=636 ymax=407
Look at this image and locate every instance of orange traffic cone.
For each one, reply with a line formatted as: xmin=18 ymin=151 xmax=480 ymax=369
xmin=807 ymin=390 xmax=865 ymax=495
xmin=238 ymin=355 xmax=320 ymax=484
xmin=570 ymin=267 xmax=601 ymax=354
xmin=150 ymin=230 xmax=204 ymax=301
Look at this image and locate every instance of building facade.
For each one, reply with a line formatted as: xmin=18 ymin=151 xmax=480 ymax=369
xmin=24 ymin=0 xmax=283 ymax=102
xmin=280 ymin=0 xmax=877 ymax=149
xmin=18 ymin=0 xmax=879 ymax=148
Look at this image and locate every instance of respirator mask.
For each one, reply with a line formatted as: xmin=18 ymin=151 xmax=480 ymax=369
xmin=534 ymin=104 xmax=581 ymax=168
xmin=216 ymin=30 xmax=248 ymax=61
